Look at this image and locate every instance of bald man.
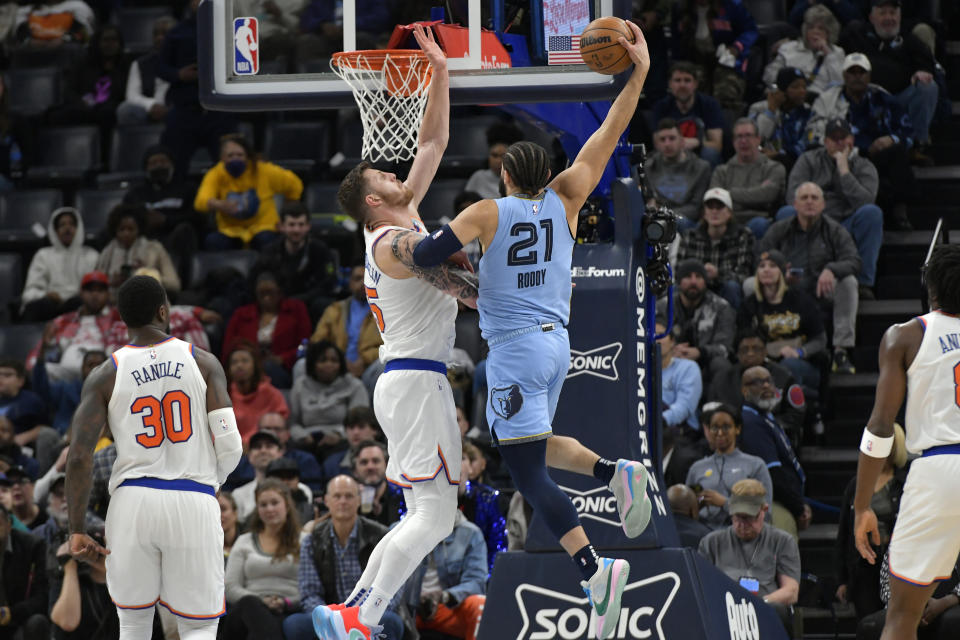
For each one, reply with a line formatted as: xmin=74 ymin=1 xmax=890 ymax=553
xmin=668 ymin=484 xmax=712 ymax=548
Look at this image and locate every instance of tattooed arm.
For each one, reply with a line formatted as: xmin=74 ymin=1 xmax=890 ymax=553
xmin=378 ymin=229 xmax=479 ymax=308
xmin=66 ymin=361 xmax=114 ymax=562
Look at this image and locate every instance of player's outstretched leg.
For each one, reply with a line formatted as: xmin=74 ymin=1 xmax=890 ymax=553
xmin=582 ymin=557 xmax=631 ymax=640
xmin=546 ymin=435 xmax=652 ymax=537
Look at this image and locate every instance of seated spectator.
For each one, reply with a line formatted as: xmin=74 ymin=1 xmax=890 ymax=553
xmin=251 ymin=202 xmax=340 ymax=323
xmin=228 ymin=412 xmax=324 ymax=493
xmin=656 ymin=259 xmax=736 ymax=382
xmin=656 ymin=320 xmax=703 ymax=433
xmin=310 ymin=265 xmax=383 ymax=378
xmin=644 ymin=118 xmax=712 ymax=229
xmin=807 ymin=56 xmax=915 ymax=229
xmin=296 ymin=0 xmax=396 ymax=60
xmin=116 ymin=17 xmax=175 ymax=125
xmin=652 ymin=62 xmax=725 ymax=167
xmin=20 ymin=207 xmax=99 ymax=323
xmin=749 ymin=68 xmax=814 ymax=172
xmin=233 ymin=430 xmax=284 ymax=523
xmin=282 ymin=475 xmax=405 ymax=640
xmin=668 ymin=484 xmax=712 ymax=548
xmin=458 ymin=444 xmax=506 ymax=576
xmin=740 ymin=366 xmax=810 ymax=537
xmin=14 ymin=0 xmax=94 ymax=45
xmin=352 ymin=440 xmax=404 ymax=527
xmin=855 ymin=550 xmax=960 ymax=640
xmin=0 ymin=418 xmax=40 ymax=482
xmin=219 ymin=491 xmax=242 ymax=560
xmin=465 ymin=122 xmax=524 ymax=199
xmin=194 ymin=133 xmax=302 ymax=251
xmin=46 ymin=24 xmax=130 ymax=138
xmin=405 ymin=511 xmax=486 ymax=640
xmin=32 ymin=349 xmax=105 ymax=435
xmin=788 ymin=0 xmax=862 ymax=28
xmin=289 ymin=341 xmax=369 ymax=450
xmin=461 ymin=440 xmax=489 ymax=486
xmin=671 ymin=0 xmax=759 ymax=108
xmin=265 ymin=458 xmax=314 ymax=526
xmin=0 ymin=75 xmax=25 ymax=191
xmin=234 ymin=0 xmax=307 ymax=62
xmin=0 ymin=503 xmax=50 ymax=640
xmin=26 ymin=271 xmax=127 ymax=382
xmin=226 ymin=340 xmax=290 ymax=445
xmin=633 ymin=0 xmax=671 ymax=100
xmin=709 ymin=119 xmax=787 ymax=239
xmin=836 ymin=423 xmax=906 ymax=619
xmin=123 ymin=145 xmax=200 ymax=256
xmin=8 ymin=465 xmax=48 ymax=530
xmin=95 ymin=205 xmax=181 ymax=300
xmin=322 ymin=407 xmax=382 ymax=484
xmin=86 ymin=441 xmax=115 ymax=520
xmin=677 ymin=187 xmax=755 ymax=308
xmin=699 ymin=479 xmax=801 ymax=634
xmin=686 ymin=403 xmax=773 ymax=529
xmin=221 ymin=479 xmax=301 ymax=640
xmin=764 ymin=5 xmax=845 ymax=97
xmin=759 ymin=182 xmax=862 ymax=374
xmin=839 ymin=0 xmax=938 ymax=156
xmin=0 ymin=359 xmax=58 ymax=470
xmin=706 ymin=330 xmax=807 ymax=446
xmin=739 ymin=250 xmax=827 ymax=389
xmin=451 ymin=192 xmax=484 ymax=269
xmin=223 ymin=272 xmax=311 ymax=389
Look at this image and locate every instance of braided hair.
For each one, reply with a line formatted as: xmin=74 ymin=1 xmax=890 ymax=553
xmin=501 ymin=141 xmax=551 ymax=196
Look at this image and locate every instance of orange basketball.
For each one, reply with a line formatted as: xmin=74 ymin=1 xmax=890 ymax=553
xmin=579 ymin=17 xmax=635 ymax=75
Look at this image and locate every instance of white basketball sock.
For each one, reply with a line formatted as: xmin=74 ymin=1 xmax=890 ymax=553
xmin=176 ymin=617 xmax=219 ymax=640
xmin=116 ymin=606 xmax=154 ymax=640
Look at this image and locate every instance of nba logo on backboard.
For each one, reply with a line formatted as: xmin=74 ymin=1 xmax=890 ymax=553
xmin=233 ymin=17 xmax=259 ymax=75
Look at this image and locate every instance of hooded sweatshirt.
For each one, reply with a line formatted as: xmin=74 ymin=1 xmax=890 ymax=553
xmin=21 ymin=207 xmax=99 ymax=310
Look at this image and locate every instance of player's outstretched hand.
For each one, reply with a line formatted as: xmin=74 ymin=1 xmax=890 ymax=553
xmin=412 ymin=23 xmax=446 ymax=71
xmin=853 ymin=508 xmax=880 ymax=564
xmin=620 ymin=20 xmax=650 ymax=77
xmin=69 ymin=532 xmax=110 ymax=564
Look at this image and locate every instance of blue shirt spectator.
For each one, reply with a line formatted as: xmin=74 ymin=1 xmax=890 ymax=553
xmin=656 ymin=321 xmax=703 ymax=431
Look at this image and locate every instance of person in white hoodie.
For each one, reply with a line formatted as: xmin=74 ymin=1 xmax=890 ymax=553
xmin=21 ymin=207 xmax=99 ymax=322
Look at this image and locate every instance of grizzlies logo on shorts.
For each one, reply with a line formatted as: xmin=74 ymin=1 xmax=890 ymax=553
xmin=491 ymin=384 xmax=524 ymax=420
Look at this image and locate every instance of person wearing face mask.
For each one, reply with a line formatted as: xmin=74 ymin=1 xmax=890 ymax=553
xmin=95 ymin=204 xmax=181 ymax=300
xmin=739 ymin=366 xmax=810 ymax=539
xmin=195 ymin=133 xmax=303 ymax=251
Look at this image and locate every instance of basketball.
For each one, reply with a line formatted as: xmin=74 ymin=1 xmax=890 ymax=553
xmin=579 ymin=17 xmax=635 ymax=75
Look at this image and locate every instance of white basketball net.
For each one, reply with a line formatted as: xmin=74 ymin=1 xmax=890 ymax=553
xmin=330 ymin=51 xmax=434 ymax=163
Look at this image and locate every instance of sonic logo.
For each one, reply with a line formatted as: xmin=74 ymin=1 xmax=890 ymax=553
xmin=515 ymin=573 xmax=680 ymax=640
xmin=491 ymin=384 xmax=523 ymax=420
xmin=558 ymin=485 xmax=623 ymax=528
xmin=233 ymin=17 xmax=259 ymax=75
xmin=567 ymin=343 xmax=622 ymax=381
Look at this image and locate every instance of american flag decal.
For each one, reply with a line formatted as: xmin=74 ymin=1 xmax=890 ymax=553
xmin=547 ymin=35 xmax=581 ymax=65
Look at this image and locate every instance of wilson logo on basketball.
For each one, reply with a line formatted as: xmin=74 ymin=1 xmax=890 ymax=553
xmin=580 ymin=35 xmax=613 ymax=47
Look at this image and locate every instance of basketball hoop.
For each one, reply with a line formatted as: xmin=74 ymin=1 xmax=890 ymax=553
xmin=330 ymin=50 xmax=434 ymax=163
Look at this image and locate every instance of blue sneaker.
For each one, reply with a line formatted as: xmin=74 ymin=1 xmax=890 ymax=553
xmin=581 ymin=557 xmax=630 ymax=639
xmin=608 ymin=459 xmax=652 ymax=538
xmin=312 ymin=605 xmax=382 ymax=640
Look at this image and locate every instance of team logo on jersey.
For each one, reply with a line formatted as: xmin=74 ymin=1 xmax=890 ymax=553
xmin=233 ymin=17 xmax=259 ymax=75
xmin=491 ymin=384 xmax=524 ymax=420
xmin=515 ymin=572 xmax=680 ymax=640
xmin=566 ymin=342 xmax=622 ymax=381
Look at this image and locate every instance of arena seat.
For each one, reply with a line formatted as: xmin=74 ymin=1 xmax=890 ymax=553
xmin=0 ymin=322 xmax=45 ymax=362
xmin=6 ymin=67 xmax=61 ymax=117
xmin=25 ymin=126 xmax=101 ymax=185
xmin=0 ymin=189 xmax=64 ymax=243
xmin=0 ymin=253 xmax=23 ymax=323
xmin=118 ymin=6 xmax=174 ymax=54
xmin=743 ymin=0 xmax=787 ymax=25
xmin=418 ymin=179 xmax=467 ymax=224
xmin=9 ymin=42 xmax=85 ymax=69
xmin=188 ymin=250 xmax=259 ymax=289
xmin=441 ymin=115 xmax=501 ymax=175
xmin=98 ymin=124 xmax=164 ymax=186
xmin=305 ymin=182 xmax=341 ymax=214
xmin=264 ymin=121 xmax=331 ymax=175
xmin=74 ymin=189 xmax=128 ymax=240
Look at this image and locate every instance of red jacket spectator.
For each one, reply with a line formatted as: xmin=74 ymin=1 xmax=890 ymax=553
xmin=222 ymin=279 xmax=312 ymax=370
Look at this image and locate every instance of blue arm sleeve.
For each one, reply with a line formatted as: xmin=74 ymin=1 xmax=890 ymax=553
xmin=411 ymin=225 xmax=464 ymax=268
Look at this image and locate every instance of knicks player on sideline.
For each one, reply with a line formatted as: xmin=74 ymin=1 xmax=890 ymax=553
xmin=311 ymin=24 xmax=479 ymax=640
xmin=65 ymin=275 xmax=243 ymax=640
xmin=854 ymin=244 xmax=960 ymax=640
xmin=390 ymin=20 xmax=654 ymax=640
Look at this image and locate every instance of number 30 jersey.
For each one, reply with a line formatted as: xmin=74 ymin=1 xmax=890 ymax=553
xmin=363 ymin=224 xmax=457 ymax=363
xmin=107 ymin=337 xmax=216 ymax=494
xmin=905 ymin=310 xmax=960 ymax=453
xmin=478 ymin=188 xmax=575 ymax=338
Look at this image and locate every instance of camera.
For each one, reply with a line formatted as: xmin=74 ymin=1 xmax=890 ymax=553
xmin=642 ymin=203 xmax=678 ymax=245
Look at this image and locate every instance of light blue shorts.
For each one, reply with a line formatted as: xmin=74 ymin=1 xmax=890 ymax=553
xmin=485 ymin=327 xmax=569 ymax=445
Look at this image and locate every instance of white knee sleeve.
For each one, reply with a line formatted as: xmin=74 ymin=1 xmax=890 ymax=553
xmin=177 ymin=617 xmax=220 ymax=640
xmin=117 ymin=606 xmax=155 ymax=640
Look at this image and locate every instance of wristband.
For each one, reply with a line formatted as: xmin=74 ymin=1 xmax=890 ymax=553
xmin=860 ymin=428 xmax=894 ymax=458
xmin=412 ymin=224 xmax=464 ymax=268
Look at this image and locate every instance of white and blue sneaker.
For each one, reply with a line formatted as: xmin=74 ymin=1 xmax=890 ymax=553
xmin=312 ymin=605 xmax=383 ymax=640
xmin=608 ymin=459 xmax=652 ymax=538
xmin=581 ymin=557 xmax=631 ymax=639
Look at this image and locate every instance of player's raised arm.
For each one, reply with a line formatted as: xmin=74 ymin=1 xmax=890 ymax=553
xmin=404 ymin=24 xmax=449 ymax=205
xmin=549 ymin=20 xmax=650 ymax=226
xmin=66 ymin=361 xmax=114 ymax=562
xmin=196 ymin=348 xmax=242 ymax=485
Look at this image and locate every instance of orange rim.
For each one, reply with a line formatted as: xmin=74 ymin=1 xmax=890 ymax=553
xmin=331 ymin=49 xmax=429 ymax=73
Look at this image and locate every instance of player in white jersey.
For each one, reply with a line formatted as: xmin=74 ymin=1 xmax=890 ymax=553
xmin=854 ymin=244 xmax=960 ymax=640
xmin=66 ymin=275 xmax=242 ymax=640
xmin=310 ymin=25 xmax=479 ymax=640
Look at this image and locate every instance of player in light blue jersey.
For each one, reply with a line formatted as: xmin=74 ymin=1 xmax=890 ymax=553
xmin=388 ymin=19 xmax=654 ymax=640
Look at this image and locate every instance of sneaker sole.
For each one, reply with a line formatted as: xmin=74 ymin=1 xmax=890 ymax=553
xmin=618 ymin=463 xmax=652 ymax=538
xmin=312 ymin=606 xmax=338 ymax=640
xmin=596 ymin=560 xmax=631 ymax=640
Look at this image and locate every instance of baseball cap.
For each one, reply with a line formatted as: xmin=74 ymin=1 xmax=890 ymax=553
xmin=81 ymin=271 xmax=110 ymax=289
xmin=775 ymin=67 xmax=806 ymax=92
xmin=266 ymin=457 xmax=299 ymax=477
xmin=728 ymin=492 xmax=765 ymax=517
xmin=249 ymin=430 xmax=281 ymax=449
xmin=702 ymin=187 xmax=732 ymax=210
xmin=5 ymin=465 xmax=32 ymax=482
xmin=825 ymin=117 xmax=852 ymax=138
xmin=842 ymin=52 xmax=872 ymax=72
xmin=757 ymin=250 xmax=788 ymax=274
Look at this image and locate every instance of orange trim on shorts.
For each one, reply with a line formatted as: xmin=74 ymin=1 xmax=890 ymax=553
xmin=387 ymin=475 xmax=413 ymax=489
xmin=888 ymin=561 xmax=952 ymax=587
xmin=113 ymin=597 xmax=160 ymax=610
xmin=399 ymin=446 xmax=460 ymax=486
xmin=158 ymin=598 xmax=227 ymax=619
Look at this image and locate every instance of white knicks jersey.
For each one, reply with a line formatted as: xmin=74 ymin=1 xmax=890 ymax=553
xmin=107 ymin=337 xmax=218 ymax=493
xmin=905 ymin=310 xmax=960 ymax=453
xmin=363 ymin=223 xmax=457 ymax=363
